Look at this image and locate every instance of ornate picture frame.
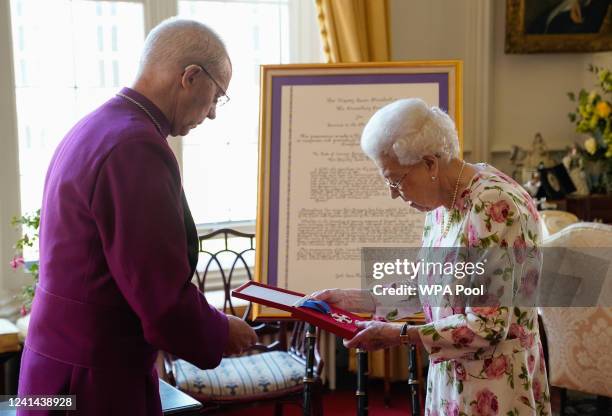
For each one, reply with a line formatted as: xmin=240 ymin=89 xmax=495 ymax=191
xmin=253 ymin=61 xmax=462 ymax=318
xmin=505 ymin=0 xmax=612 ymax=53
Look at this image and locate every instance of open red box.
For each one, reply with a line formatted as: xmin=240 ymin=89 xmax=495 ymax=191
xmin=232 ymin=281 xmax=366 ymax=339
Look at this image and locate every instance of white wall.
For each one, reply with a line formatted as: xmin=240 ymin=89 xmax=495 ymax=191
xmin=390 ymin=0 xmax=476 ymax=154
xmin=389 ymin=0 xmax=612 ymax=169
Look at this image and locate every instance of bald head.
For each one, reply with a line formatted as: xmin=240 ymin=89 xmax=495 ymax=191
xmin=139 ymin=18 xmax=230 ymax=79
xmin=132 ymin=18 xmax=232 ymax=137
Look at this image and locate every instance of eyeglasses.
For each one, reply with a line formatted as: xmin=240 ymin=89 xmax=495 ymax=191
xmin=193 ymin=64 xmax=230 ymax=107
xmin=385 ymin=173 xmax=407 ymax=190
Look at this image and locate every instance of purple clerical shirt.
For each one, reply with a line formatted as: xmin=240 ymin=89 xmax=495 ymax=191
xmin=17 ymin=88 xmax=229 ymax=415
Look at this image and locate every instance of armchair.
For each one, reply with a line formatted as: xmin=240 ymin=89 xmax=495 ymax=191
xmin=160 ymin=228 xmax=323 ymax=414
xmin=538 ymin=209 xmax=578 ymax=239
xmin=539 ymin=222 xmax=612 ymax=414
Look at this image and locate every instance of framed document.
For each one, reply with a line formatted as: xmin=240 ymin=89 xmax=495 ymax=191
xmin=255 ymin=61 xmax=463 ymax=318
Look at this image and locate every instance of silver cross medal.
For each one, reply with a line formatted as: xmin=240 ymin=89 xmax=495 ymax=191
xmin=331 ymin=313 xmax=353 ymax=324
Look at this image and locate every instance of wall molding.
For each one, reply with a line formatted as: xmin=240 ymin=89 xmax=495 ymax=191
xmin=464 ymin=0 xmax=494 ymax=162
xmin=143 ymin=0 xmax=177 ymax=31
xmin=143 ymin=0 xmax=183 ymax=171
xmin=0 ymin=0 xmax=29 ymax=308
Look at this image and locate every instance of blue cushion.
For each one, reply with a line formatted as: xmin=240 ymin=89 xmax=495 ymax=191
xmin=173 ymin=350 xmax=305 ymax=400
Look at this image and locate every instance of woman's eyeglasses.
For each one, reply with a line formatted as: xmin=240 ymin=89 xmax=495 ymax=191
xmin=385 ymin=173 xmax=407 ymax=190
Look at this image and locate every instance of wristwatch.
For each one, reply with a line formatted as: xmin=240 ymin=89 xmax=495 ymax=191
xmin=399 ymin=322 xmax=412 ymax=345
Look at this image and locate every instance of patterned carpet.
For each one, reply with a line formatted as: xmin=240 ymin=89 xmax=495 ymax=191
xmin=213 ymin=382 xmax=611 ymax=415
xmin=218 ymin=380 xmax=412 ymax=415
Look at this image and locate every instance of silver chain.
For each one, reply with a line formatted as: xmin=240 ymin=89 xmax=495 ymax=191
xmin=116 ymin=92 xmax=162 ymax=134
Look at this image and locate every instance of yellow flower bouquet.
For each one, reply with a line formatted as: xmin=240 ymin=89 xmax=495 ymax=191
xmin=568 ymin=65 xmax=612 ymax=193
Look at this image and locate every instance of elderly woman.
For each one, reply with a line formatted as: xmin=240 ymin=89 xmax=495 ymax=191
xmin=314 ymin=99 xmax=551 ymax=415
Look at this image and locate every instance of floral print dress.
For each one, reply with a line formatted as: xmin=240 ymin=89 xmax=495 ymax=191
xmin=417 ymin=164 xmax=551 ymax=416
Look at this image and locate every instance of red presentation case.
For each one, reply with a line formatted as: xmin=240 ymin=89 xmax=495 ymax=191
xmin=232 ymin=281 xmax=365 ymax=339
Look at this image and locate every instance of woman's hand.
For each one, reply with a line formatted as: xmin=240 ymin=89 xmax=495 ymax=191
xmin=343 ymin=321 xmax=402 ymax=351
xmin=309 ymin=288 xmax=376 ymax=313
xmin=343 ymin=321 xmax=423 ymax=351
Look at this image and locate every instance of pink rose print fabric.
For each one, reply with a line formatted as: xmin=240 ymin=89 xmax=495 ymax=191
xmin=416 ymin=164 xmax=551 ymax=415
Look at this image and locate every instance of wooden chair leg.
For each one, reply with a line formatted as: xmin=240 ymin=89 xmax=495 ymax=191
xmin=559 ymin=387 xmax=567 ymax=416
xmin=383 ymin=348 xmax=391 ymax=408
xmin=417 ymin=345 xmax=425 ymax=415
xmin=549 ymin=386 xmax=563 ymax=415
xmin=312 ymin=380 xmax=324 ymax=416
xmin=408 ymin=343 xmax=421 ymax=416
xmin=302 ymin=323 xmax=317 ymax=416
xmin=274 ymin=401 xmax=283 ymax=416
xmin=356 ymin=349 xmax=368 ymax=416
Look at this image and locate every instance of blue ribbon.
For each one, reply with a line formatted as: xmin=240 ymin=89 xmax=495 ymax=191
xmin=300 ymin=299 xmax=331 ymax=314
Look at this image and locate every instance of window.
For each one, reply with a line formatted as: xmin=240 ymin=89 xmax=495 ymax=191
xmin=8 ymin=0 xmax=321 ymax=228
xmin=177 ymin=0 xmax=322 ymax=287
xmin=179 ymin=0 xmax=322 ymax=226
xmin=1 ymin=0 xmax=321 ymax=303
xmin=9 ymin=0 xmax=144 ymax=216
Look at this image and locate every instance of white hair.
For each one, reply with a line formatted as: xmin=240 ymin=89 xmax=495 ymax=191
xmin=139 ymin=17 xmax=229 ymax=75
xmin=360 ymin=98 xmax=460 ymax=166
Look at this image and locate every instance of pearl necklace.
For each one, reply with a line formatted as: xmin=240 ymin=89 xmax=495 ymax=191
xmin=116 ymin=92 xmax=162 ymax=134
xmin=442 ymin=160 xmax=466 ymax=237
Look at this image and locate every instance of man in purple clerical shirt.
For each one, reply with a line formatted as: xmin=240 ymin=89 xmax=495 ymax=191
xmin=17 ymin=18 xmax=257 ymax=415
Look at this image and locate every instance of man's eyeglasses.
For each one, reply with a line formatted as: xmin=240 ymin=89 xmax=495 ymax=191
xmin=193 ymin=64 xmax=230 ymax=107
xmin=385 ymin=173 xmax=407 ymax=190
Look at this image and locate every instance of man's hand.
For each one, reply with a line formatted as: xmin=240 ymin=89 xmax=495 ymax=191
xmin=224 ymin=315 xmax=258 ymax=355
xmin=309 ymin=289 xmax=376 ymax=313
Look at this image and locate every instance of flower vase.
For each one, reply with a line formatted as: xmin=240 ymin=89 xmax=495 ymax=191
xmin=585 ymin=159 xmax=607 ymax=194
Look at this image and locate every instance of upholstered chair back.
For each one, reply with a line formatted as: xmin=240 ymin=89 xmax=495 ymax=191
xmin=540 ymin=222 xmax=612 ymax=398
xmin=539 ymin=210 xmax=579 ymax=239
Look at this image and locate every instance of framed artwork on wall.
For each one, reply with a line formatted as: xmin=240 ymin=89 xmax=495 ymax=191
xmin=506 ymin=0 xmax=612 ymax=53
